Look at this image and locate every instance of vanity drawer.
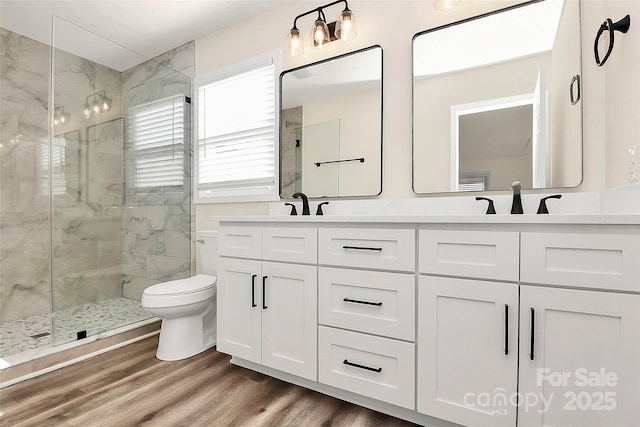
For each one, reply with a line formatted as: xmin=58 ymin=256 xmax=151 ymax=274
xmin=218 ymin=226 xmax=261 ymax=259
xmin=521 ymin=232 xmax=640 ymax=292
xmin=319 ymin=268 xmax=415 ymax=341
xmin=419 ymin=230 xmax=519 ymax=281
xmin=318 ymin=326 xmax=415 ymax=409
xmin=262 ymin=227 xmax=317 ymax=264
xmin=318 ymin=228 xmax=415 ymax=272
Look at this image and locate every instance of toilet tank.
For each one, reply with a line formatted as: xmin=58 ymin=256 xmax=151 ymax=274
xmin=198 ymin=230 xmax=218 ymax=275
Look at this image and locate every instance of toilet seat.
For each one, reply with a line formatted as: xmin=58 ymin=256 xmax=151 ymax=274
xmin=142 ymin=274 xmax=217 ymax=308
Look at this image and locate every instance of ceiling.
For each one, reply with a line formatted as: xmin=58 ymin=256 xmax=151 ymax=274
xmin=413 ymin=0 xmax=564 ymax=77
xmin=0 ymin=0 xmax=286 ymax=71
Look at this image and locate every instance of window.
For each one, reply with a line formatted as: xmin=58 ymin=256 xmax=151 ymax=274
xmin=195 ymin=52 xmax=279 ymax=203
xmin=127 ymin=95 xmax=187 ymax=194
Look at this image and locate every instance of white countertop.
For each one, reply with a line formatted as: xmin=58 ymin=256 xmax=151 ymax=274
xmin=214 ymin=214 xmax=640 ymax=225
xmin=213 ymin=186 xmax=640 ymax=226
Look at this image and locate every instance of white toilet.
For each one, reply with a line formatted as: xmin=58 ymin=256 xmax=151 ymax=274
xmin=141 ymin=231 xmax=218 ymax=361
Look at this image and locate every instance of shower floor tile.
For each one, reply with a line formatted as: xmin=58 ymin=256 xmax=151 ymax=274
xmin=0 ymin=298 xmax=151 ymax=359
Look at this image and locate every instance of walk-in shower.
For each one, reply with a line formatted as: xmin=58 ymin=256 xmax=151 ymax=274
xmin=0 ymin=17 xmax=194 ymax=363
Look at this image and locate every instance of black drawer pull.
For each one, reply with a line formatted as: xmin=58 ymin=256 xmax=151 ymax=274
xmin=504 ymin=304 xmax=509 ymax=355
xmin=343 ymin=297 xmax=383 ymax=307
xmin=262 ymin=276 xmax=268 ymax=310
xmin=343 ymin=359 xmax=382 ymax=373
xmin=251 ymin=274 xmax=257 ymax=308
xmin=530 ymin=308 xmax=535 ymax=361
xmin=342 ymin=245 xmax=382 ymax=251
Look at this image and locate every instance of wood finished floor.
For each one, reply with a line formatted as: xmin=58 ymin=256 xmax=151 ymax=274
xmin=0 ymin=336 xmax=418 ymax=427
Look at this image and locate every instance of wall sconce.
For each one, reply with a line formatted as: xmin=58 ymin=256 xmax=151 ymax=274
xmin=83 ymin=90 xmax=112 ymax=119
xmin=53 ymin=106 xmax=70 ymax=125
xmin=286 ymin=0 xmax=356 ymax=56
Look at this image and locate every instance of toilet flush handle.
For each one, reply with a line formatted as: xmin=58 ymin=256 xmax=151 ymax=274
xmin=197 ymin=239 xmax=205 ymax=244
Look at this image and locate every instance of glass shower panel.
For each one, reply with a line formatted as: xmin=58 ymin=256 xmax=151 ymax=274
xmin=51 ymin=17 xmax=192 ymax=346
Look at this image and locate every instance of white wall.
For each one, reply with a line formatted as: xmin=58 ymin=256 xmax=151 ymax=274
xmin=549 ymin=0 xmax=581 ymax=187
xmin=304 ymin=88 xmax=381 ymax=196
xmin=301 ymin=119 xmax=340 ymax=196
xmin=413 ymin=53 xmax=551 ymax=192
xmin=601 ymin=0 xmax=640 ymax=189
xmin=194 ymin=0 xmax=636 ymax=252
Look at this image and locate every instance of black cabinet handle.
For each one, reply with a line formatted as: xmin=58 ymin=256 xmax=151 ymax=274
xmin=251 ymin=274 xmax=257 ymax=308
xmin=530 ymin=308 xmax=535 ymax=361
xmin=343 ymin=359 xmax=382 ymax=373
xmin=262 ymin=276 xmax=267 ymax=310
xmin=342 ymin=245 xmax=382 ymax=251
xmin=570 ymin=74 xmax=581 ymax=105
xmin=504 ymin=304 xmax=509 ymax=355
xmin=343 ymin=297 xmax=383 ymax=307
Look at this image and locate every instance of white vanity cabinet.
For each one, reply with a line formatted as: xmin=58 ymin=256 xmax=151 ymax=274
xmin=317 ymin=227 xmax=417 ymax=410
xmin=518 ymin=286 xmax=640 ymax=427
xmin=216 ymin=218 xmax=639 ymax=427
xmin=518 ymin=232 xmax=640 ymax=427
xmin=217 ymin=226 xmax=318 ymax=381
xmin=417 ymin=228 xmax=640 ymax=427
xmin=417 ymin=230 xmax=520 ymax=427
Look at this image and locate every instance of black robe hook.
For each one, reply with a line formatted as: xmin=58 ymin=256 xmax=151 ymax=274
xmin=594 ymin=15 xmax=631 ymax=66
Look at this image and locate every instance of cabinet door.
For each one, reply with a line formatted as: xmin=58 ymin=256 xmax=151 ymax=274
xmin=417 ymin=276 xmax=518 ymax=427
xmin=216 ymin=257 xmax=262 ymax=363
xmin=519 ymin=286 xmax=640 ymax=427
xmin=261 ymin=261 xmax=317 ymax=380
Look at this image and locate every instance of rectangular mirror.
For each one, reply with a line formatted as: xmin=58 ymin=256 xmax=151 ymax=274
xmin=280 ymin=45 xmax=382 ymax=198
xmin=413 ymin=0 xmax=582 ymax=193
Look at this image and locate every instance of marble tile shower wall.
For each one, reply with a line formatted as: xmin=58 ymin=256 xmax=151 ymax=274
xmin=51 ymin=48 xmax=124 ymax=312
xmin=281 ymin=107 xmax=302 ymax=197
xmin=0 ymin=28 xmax=51 ymax=322
xmin=120 ymin=41 xmax=195 ymax=301
xmin=0 ymin=27 xmax=195 ymax=322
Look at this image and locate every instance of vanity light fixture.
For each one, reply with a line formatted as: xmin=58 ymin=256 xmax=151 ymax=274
xmin=434 ymin=0 xmax=461 ymax=11
xmin=83 ymin=90 xmax=112 ymax=119
xmin=53 ymin=106 xmax=70 ymax=126
xmin=286 ymin=0 xmax=357 ymax=56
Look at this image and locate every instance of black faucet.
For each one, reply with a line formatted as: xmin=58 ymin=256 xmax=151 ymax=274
xmin=537 ymin=195 xmax=562 ymax=214
xmin=284 ymin=203 xmax=298 ymax=216
xmin=316 ymin=202 xmax=329 ymax=215
xmin=511 ymin=181 xmax=523 ymax=214
xmin=292 ymin=192 xmax=310 ymax=215
xmin=475 ymin=197 xmax=496 ymax=214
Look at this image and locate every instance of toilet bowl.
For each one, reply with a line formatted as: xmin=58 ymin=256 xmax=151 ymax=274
xmin=141 ymin=231 xmax=218 ymax=361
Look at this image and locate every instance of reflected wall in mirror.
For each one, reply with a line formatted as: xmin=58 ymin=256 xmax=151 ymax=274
xmin=413 ymin=0 xmax=582 ymax=193
xmin=280 ymin=45 xmax=382 ymax=198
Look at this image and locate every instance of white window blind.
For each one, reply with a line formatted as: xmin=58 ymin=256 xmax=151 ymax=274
xmin=195 ymin=54 xmax=278 ymax=202
xmin=458 ymin=176 xmax=487 ymax=192
xmin=128 ymin=95 xmax=185 ymax=190
xmin=40 ymin=136 xmax=66 ymax=196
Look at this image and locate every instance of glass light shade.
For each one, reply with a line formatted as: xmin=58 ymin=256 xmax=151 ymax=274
xmin=100 ymin=94 xmax=111 ymax=112
xmin=55 ymin=107 xmax=69 ymax=124
xmin=84 ymin=103 xmax=91 ymax=119
xmin=335 ymin=9 xmax=357 ymax=41
xmin=287 ymin=28 xmax=305 ymax=56
xmin=92 ymin=98 xmax=101 ymax=114
xmin=434 ymin=0 xmax=461 ymax=10
xmin=311 ymin=18 xmax=330 ymax=48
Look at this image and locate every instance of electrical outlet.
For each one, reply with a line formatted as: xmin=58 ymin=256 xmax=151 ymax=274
xmin=628 ymin=146 xmax=639 ymax=182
